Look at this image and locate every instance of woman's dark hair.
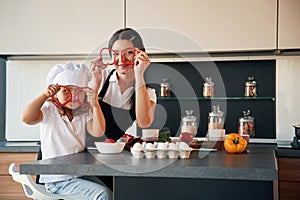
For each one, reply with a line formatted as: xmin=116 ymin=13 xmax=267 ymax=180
xmin=108 ymin=28 xmax=148 ymax=110
xmin=108 ymin=28 xmax=145 ymax=52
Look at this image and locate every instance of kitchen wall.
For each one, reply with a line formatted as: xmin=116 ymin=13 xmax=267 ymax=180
xmin=5 ymin=59 xmax=90 ymax=141
xmin=4 ymin=55 xmax=298 ymax=142
xmin=1 ymin=0 xmax=300 ymax=142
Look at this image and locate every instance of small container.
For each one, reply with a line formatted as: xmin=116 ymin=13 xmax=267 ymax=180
xmin=160 ymin=77 xmax=171 ymax=97
xmin=238 ymin=110 xmax=255 ymax=137
xmin=245 ymin=76 xmax=257 ymax=97
xmin=142 ymin=129 xmax=159 ymax=142
xmin=181 ymin=110 xmax=198 ymax=137
xmin=208 ymin=105 xmax=224 ymax=130
xmin=203 ymin=77 xmax=214 ymax=98
xmin=294 ymin=125 xmax=300 ymax=139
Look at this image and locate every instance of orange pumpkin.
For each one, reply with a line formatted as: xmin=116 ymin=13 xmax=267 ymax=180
xmin=224 ymin=133 xmax=247 ymax=153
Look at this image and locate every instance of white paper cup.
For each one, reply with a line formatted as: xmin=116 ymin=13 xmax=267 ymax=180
xmin=142 ymin=129 xmax=159 ymax=138
xmin=142 ymin=129 xmax=159 ymax=142
xmin=207 ymin=129 xmax=226 ymax=141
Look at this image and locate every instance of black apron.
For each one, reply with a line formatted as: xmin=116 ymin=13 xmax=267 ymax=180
xmin=98 ymin=69 xmax=136 ymax=141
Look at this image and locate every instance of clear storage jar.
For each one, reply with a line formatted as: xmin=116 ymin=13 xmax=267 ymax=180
xmin=208 ymin=105 xmax=224 ymax=130
xmin=238 ymin=110 xmax=255 ymax=137
xmin=245 ymin=76 xmax=257 ymax=97
xmin=160 ymin=77 xmax=171 ymax=97
xmin=203 ymin=77 xmax=214 ymax=98
xmin=181 ymin=110 xmax=198 ymax=137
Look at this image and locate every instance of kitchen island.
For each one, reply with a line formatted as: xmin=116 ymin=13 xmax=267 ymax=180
xmin=20 ymin=144 xmax=278 ymax=200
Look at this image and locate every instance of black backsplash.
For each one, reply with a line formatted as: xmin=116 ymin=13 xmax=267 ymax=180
xmin=144 ymin=59 xmax=276 ymax=138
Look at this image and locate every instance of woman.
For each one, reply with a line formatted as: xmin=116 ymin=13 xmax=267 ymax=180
xmin=89 ymin=28 xmax=157 ymax=141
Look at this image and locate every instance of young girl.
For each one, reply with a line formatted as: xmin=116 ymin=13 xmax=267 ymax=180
xmin=21 ymin=61 xmax=112 ymax=200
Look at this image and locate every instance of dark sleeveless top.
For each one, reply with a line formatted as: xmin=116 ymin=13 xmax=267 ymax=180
xmin=98 ymin=69 xmax=136 ymax=141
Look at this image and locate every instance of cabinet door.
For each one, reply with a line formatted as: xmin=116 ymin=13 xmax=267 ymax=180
xmin=0 ymin=153 xmax=38 ymax=200
xmin=0 ymin=153 xmax=38 ymax=175
xmin=278 ymin=157 xmax=300 ymax=200
xmin=0 ymin=0 xmax=123 ymax=54
xmin=126 ymin=0 xmax=276 ymax=52
xmin=0 ymin=176 xmax=31 ymax=200
xmin=278 ymin=0 xmax=300 ymax=49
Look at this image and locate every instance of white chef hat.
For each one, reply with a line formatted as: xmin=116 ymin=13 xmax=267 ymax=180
xmin=46 ymin=61 xmax=91 ymax=87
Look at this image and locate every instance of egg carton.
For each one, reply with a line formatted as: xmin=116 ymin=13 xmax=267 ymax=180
xmin=130 ymin=142 xmax=192 ymax=159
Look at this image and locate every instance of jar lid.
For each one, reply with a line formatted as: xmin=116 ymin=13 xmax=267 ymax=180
xmin=182 ymin=115 xmax=197 ymax=122
xmin=239 ymin=116 xmax=254 ymax=122
xmin=209 ymin=112 xmax=223 ymax=117
xmin=239 ymin=110 xmax=254 ymax=122
xmin=182 ymin=110 xmax=197 ymax=122
xmin=160 ymin=77 xmax=170 ymax=87
xmin=204 ymin=77 xmax=214 ymax=86
xmin=160 ymin=82 xmax=169 ymax=87
xmin=209 ymin=105 xmax=223 ymax=117
xmin=204 ymin=82 xmax=214 ymax=87
xmin=245 ymin=76 xmax=256 ymax=86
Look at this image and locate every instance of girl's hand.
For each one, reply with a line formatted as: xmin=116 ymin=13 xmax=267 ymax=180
xmin=134 ymin=49 xmax=150 ymax=76
xmin=43 ymin=84 xmax=60 ymax=98
xmin=89 ymin=57 xmax=107 ymax=90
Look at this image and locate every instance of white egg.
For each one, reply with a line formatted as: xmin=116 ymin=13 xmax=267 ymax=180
xmin=179 ymin=142 xmax=190 ymax=150
xmin=145 ymin=143 xmax=155 ymax=151
xmin=132 ymin=143 xmax=143 ymax=151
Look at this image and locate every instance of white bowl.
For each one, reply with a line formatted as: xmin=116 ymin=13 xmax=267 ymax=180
xmin=94 ymin=142 xmax=125 ymax=154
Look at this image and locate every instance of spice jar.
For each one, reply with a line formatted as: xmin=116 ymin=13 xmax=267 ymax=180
xmin=203 ymin=77 xmax=214 ymax=98
xmin=238 ymin=110 xmax=255 ymax=137
xmin=181 ymin=110 xmax=198 ymax=137
xmin=245 ymin=76 xmax=257 ymax=97
xmin=160 ymin=77 xmax=171 ymax=98
xmin=208 ymin=105 xmax=224 ymax=130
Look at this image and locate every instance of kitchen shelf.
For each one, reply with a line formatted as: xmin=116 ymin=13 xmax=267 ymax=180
xmin=157 ymin=97 xmax=275 ymax=101
xmin=146 ymin=59 xmax=275 ymax=139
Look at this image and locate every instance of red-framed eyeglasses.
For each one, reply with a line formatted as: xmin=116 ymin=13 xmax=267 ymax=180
xmin=51 ymin=85 xmax=93 ymax=107
xmin=99 ymin=47 xmax=137 ymax=66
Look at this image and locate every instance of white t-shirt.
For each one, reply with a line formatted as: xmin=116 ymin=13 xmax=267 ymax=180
xmin=99 ymin=67 xmax=157 ymax=109
xmin=39 ymin=101 xmax=92 ymax=183
xmin=99 ymin=67 xmax=157 ymax=136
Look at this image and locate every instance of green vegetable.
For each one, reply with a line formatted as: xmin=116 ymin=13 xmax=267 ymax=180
xmin=158 ymin=132 xmax=171 ymax=142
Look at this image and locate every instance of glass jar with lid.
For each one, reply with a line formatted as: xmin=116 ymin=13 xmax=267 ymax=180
xmin=208 ymin=105 xmax=224 ymax=130
xmin=160 ymin=77 xmax=171 ymax=98
xmin=203 ymin=77 xmax=214 ymax=98
xmin=181 ymin=110 xmax=198 ymax=137
xmin=244 ymin=76 xmax=257 ymax=97
xmin=238 ymin=110 xmax=255 ymax=137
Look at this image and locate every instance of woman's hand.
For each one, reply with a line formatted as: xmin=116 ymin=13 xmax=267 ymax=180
xmin=134 ymin=49 xmax=150 ymax=77
xmin=89 ymin=57 xmax=107 ymax=90
xmin=85 ymin=88 xmax=97 ymax=107
xmin=43 ymin=84 xmax=60 ymax=98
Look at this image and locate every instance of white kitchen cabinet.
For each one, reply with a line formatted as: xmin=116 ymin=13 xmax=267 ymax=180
xmin=126 ymin=0 xmax=277 ymax=53
xmin=276 ymin=57 xmax=300 ymax=141
xmin=0 ymin=0 xmax=123 ymax=54
xmin=278 ymin=0 xmax=300 ymax=49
